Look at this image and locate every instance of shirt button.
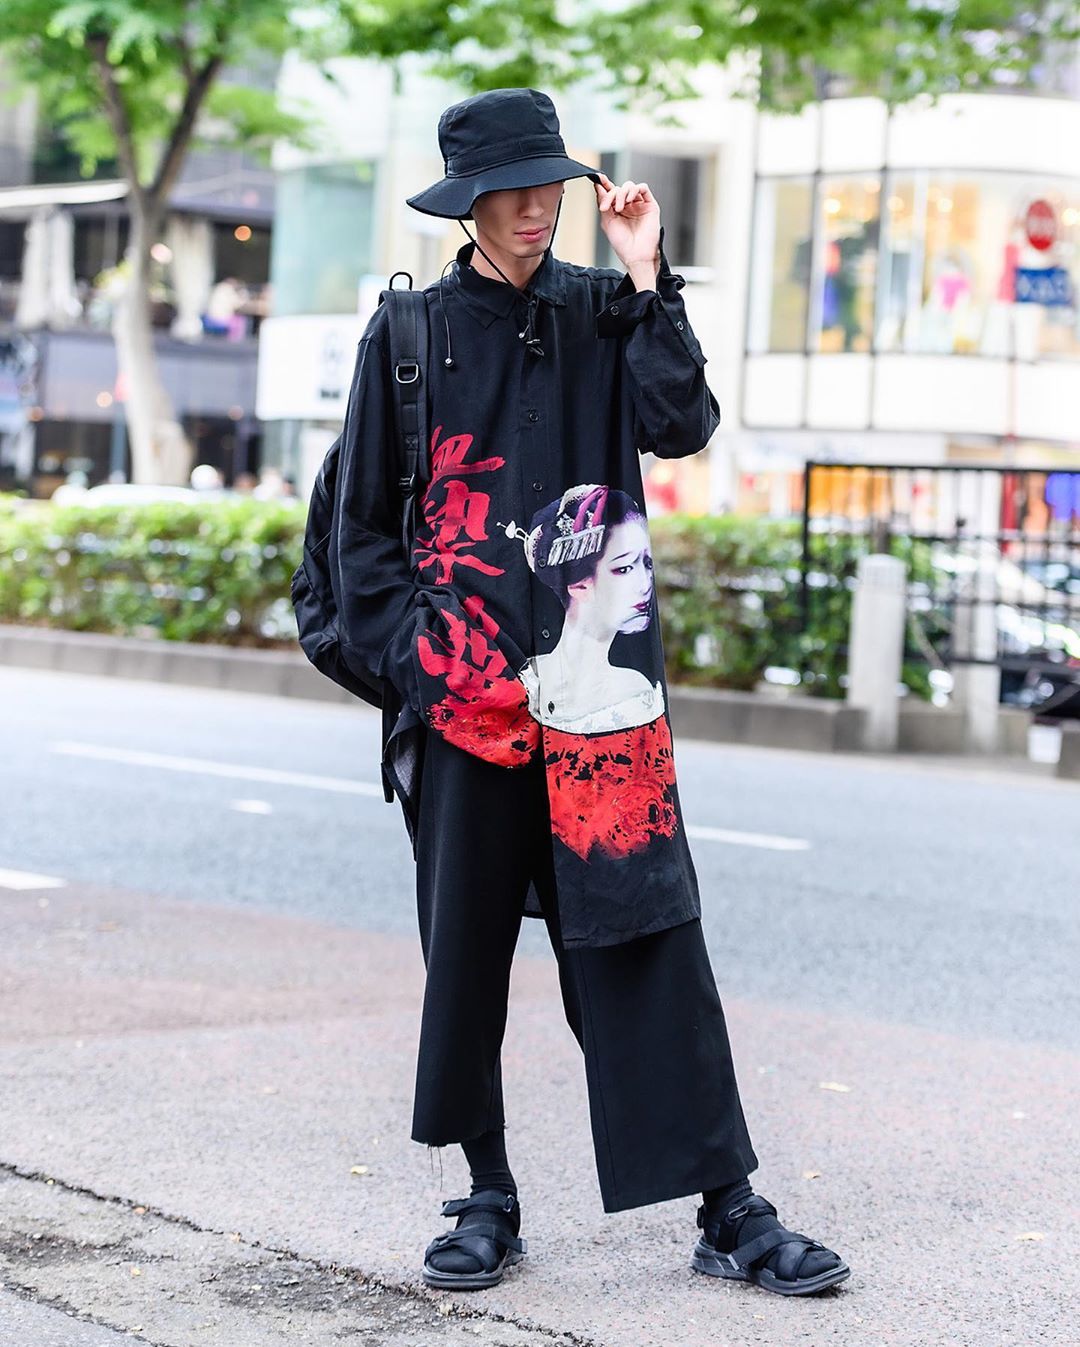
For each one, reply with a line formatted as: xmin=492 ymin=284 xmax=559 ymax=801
xmin=547 ymin=700 xmax=556 ymax=713
xmin=541 ymin=627 xmax=551 ymax=639
xmin=532 ymin=479 xmax=543 ymax=492
xmin=527 ymin=408 xmax=540 ymax=423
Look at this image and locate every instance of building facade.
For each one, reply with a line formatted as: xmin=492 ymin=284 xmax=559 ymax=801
xmin=0 ymin=64 xmax=274 ymax=496
xmin=253 ymin=57 xmax=1080 ymax=518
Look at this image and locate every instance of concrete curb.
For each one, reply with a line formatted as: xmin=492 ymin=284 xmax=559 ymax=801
xmin=0 ymin=624 xmax=1036 ymax=757
xmin=667 ymin=684 xmax=867 ymax=752
xmin=0 ymin=624 xmax=354 ymax=705
xmin=1058 ymin=722 xmax=1080 ymax=780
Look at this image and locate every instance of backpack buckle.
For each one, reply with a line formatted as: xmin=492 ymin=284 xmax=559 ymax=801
xmin=395 ymin=360 xmax=420 ymax=385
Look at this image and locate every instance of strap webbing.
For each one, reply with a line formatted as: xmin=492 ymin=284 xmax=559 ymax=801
xmin=382 ymin=285 xmax=430 ymax=556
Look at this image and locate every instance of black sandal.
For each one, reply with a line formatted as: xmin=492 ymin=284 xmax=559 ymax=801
xmin=691 ymin=1194 xmax=850 ymax=1296
xmin=421 ymin=1189 xmax=527 ymax=1291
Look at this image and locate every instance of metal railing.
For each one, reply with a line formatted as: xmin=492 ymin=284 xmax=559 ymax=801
xmin=801 ymin=462 xmax=1080 ymax=687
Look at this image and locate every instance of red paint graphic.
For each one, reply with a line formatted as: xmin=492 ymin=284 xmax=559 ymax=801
xmin=418 ymin=595 xmax=540 ymax=767
xmin=544 ymin=716 xmax=679 ymax=861
xmin=415 ymin=427 xmax=507 ymax=585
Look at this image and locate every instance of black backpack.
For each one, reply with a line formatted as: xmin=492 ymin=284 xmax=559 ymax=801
xmin=290 ymin=274 xmax=430 ymax=709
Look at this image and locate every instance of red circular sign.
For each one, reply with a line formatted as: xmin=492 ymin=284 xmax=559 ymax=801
xmin=1025 ymin=198 xmax=1057 ymax=251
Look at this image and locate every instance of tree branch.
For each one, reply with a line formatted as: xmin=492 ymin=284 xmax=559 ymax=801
xmin=88 ymin=33 xmax=147 ymax=221
xmin=147 ymin=49 xmax=224 ymax=212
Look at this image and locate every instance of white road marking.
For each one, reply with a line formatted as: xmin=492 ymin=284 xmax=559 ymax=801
xmin=50 ymin=741 xmax=811 ymax=850
xmin=230 ymin=799 xmax=274 ymax=815
xmin=686 ymin=824 xmax=811 ymax=852
xmin=0 ymin=868 xmax=67 ymax=891
xmin=50 ymin=741 xmax=384 ymax=798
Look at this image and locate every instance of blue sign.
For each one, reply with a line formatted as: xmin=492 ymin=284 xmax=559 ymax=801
xmin=1015 ymin=266 xmax=1073 ymax=307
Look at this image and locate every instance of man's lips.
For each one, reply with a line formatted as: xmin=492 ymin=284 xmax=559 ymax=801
xmin=516 ymin=226 xmax=548 ymax=239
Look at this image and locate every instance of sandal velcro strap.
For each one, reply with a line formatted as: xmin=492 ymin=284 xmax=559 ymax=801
xmin=723 ymin=1227 xmax=794 ymax=1272
xmin=427 ymin=1224 xmax=527 ymax=1255
xmin=725 ymin=1195 xmax=778 ymax=1223
xmin=441 ymin=1192 xmax=518 ymax=1219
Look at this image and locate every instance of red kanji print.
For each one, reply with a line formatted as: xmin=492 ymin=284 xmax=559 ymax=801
xmin=414 ymin=426 xmax=506 ymax=586
xmin=418 ymin=596 xmax=540 ymax=767
xmin=543 ymin=716 xmax=679 ymax=861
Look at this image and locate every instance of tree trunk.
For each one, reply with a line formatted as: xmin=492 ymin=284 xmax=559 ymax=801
xmin=112 ymin=212 xmax=191 ymax=485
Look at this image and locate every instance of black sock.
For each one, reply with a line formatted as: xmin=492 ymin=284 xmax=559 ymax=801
xmin=702 ymin=1176 xmax=752 ymax=1214
xmin=425 ymin=1128 xmax=518 ymax=1275
xmin=699 ymin=1177 xmax=839 ymax=1282
xmin=461 ymin=1126 xmax=517 ymax=1199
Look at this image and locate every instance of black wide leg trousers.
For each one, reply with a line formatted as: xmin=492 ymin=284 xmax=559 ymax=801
xmin=410 ymin=729 xmax=759 ymax=1213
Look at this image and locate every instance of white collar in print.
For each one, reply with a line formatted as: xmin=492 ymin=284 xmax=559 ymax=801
xmin=520 ymin=658 xmax=665 ymax=734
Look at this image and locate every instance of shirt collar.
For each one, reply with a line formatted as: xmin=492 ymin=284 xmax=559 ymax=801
xmin=448 ymin=240 xmax=567 ymax=326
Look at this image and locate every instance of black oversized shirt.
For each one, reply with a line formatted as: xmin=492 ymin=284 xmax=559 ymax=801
xmin=330 ymin=232 xmax=720 ymax=948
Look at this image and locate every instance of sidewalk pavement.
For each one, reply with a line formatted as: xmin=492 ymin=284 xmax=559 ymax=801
xmin=1 ymin=879 xmax=1076 ymax=1346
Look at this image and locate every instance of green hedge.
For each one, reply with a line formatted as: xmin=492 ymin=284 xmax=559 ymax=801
xmin=0 ymin=496 xmax=305 ymax=646
xmin=0 ymin=496 xmax=941 ymax=697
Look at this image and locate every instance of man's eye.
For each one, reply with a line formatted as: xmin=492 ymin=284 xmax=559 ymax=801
xmin=644 ymin=554 xmax=654 ymax=570
xmin=612 ymin=564 xmax=633 ymax=575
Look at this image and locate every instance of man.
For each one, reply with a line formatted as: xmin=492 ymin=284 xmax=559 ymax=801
xmin=329 ymin=87 xmax=849 ymax=1297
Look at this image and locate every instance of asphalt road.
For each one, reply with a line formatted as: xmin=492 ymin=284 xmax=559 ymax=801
xmin=3 ymin=667 xmax=1077 ymax=1050
xmin=2 ymin=667 xmax=1079 ymax=1347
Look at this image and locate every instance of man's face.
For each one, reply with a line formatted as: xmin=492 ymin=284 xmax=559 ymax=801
xmin=471 ymin=182 xmax=565 ymax=259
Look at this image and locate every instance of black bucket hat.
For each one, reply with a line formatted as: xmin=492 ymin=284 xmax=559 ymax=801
xmin=406 ymin=88 xmax=601 ymax=221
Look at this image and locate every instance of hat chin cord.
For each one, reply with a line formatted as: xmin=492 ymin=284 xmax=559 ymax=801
xmin=454 ymin=197 xmax=564 ymax=359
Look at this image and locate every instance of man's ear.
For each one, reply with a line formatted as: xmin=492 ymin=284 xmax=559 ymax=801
xmin=567 ymin=575 xmax=593 ymax=599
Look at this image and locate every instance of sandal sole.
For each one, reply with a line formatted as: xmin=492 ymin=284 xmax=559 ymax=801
xmin=691 ymin=1238 xmax=850 ymax=1296
xmin=421 ymin=1249 xmax=524 ymax=1291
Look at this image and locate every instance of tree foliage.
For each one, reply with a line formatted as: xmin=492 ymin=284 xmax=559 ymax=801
xmin=2 ymin=0 xmax=1075 ymax=196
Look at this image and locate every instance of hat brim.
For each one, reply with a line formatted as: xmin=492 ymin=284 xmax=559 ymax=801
xmin=406 ymin=155 xmax=601 ymax=220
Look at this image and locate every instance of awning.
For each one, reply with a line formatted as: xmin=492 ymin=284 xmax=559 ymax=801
xmin=0 ymin=181 xmax=128 ymax=217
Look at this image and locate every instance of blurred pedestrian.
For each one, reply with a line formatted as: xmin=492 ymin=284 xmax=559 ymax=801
xmin=324 ymin=87 xmax=849 ymax=1298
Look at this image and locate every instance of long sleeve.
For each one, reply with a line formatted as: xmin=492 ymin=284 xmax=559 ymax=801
xmin=329 ymin=324 xmax=423 ymax=712
xmin=594 ymin=226 xmax=721 ymax=459
xmin=329 ymin=317 xmax=540 ymax=770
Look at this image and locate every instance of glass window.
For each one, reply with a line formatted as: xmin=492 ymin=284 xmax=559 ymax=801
xmin=878 ymin=173 xmax=1080 ymax=360
xmin=747 ymin=177 xmax=813 ymax=353
xmin=814 ymin=177 xmax=880 ymax=353
xmin=594 ymin=150 xmax=709 ymax=269
xmin=269 ymin=162 xmax=376 ymax=317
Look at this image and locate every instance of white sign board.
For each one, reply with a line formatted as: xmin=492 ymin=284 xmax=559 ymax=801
xmin=256 ymin=313 xmax=370 ymax=422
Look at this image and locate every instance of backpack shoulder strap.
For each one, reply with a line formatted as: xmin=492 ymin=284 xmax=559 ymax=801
xmin=381 ymin=277 xmax=431 ymax=525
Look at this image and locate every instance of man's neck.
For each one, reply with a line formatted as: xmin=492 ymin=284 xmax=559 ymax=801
xmin=469 ymin=235 xmax=545 ymax=290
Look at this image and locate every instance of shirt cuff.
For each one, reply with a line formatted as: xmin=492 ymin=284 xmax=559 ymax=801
xmin=595 ymin=227 xmax=706 ymax=367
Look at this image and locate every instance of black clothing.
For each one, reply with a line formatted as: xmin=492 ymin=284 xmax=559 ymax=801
xmin=411 ymin=728 xmax=758 ymax=1214
xmin=406 ymin=87 xmax=600 ymax=220
xmin=463 ymin=1128 xmax=517 ymax=1199
xmin=331 ymin=234 xmax=720 ymax=950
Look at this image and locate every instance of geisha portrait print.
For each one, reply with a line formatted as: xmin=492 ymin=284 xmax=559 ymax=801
xmin=501 ymin=484 xmax=681 ymax=866
xmin=508 ymin=484 xmax=664 ymax=734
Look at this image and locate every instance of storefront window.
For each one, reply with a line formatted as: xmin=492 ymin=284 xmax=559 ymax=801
xmin=747 ymin=177 xmax=813 ymax=352
xmin=877 ymin=172 xmax=1080 ymax=359
xmin=752 ymin=169 xmax=1080 ymax=361
xmin=814 ymin=178 xmax=880 ymax=353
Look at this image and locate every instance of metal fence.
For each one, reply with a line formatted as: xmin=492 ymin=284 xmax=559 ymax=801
xmin=801 ymin=462 xmax=1080 ymax=696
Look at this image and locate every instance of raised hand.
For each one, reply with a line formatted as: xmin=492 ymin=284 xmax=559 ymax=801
xmin=594 ymin=171 xmax=661 ymax=276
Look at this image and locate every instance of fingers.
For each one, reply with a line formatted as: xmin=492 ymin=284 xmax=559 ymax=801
xmin=595 ymin=174 xmax=654 ymax=214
